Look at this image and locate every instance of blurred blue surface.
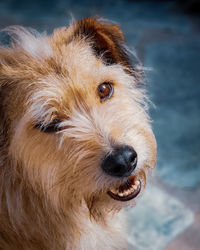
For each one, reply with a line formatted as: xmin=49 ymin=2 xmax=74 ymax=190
xmin=127 ymin=184 xmax=194 ymax=250
xmin=146 ymin=39 xmax=200 ymax=188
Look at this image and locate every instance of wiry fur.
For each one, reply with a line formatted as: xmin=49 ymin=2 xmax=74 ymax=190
xmin=0 ymin=18 xmax=156 ymax=250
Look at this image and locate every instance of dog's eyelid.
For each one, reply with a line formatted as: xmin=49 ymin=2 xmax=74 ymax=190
xmin=35 ymin=118 xmax=63 ymax=133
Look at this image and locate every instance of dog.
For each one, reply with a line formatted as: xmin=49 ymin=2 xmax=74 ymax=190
xmin=0 ymin=17 xmax=156 ymax=250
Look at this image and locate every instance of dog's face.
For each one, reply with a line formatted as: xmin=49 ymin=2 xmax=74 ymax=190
xmin=0 ymin=18 xmax=156 ymax=217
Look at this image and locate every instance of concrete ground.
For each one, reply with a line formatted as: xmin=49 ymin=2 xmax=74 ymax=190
xmin=0 ymin=0 xmax=200 ymax=249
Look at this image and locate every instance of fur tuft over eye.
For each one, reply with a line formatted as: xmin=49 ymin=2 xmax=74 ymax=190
xmin=35 ymin=119 xmax=62 ymax=133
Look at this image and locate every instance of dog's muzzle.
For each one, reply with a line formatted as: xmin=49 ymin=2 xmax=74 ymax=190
xmin=101 ymin=145 xmax=141 ymax=202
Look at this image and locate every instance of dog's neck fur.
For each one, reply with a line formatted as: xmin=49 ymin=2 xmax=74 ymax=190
xmin=0 ymin=159 xmax=126 ymax=250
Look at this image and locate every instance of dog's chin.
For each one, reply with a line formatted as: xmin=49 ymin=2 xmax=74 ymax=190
xmin=85 ymin=169 xmax=147 ymax=219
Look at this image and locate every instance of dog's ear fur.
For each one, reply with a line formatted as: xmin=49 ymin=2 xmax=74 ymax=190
xmin=0 ymin=51 xmax=9 ymax=140
xmin=72 ymin=17 xmax=139 ymax=76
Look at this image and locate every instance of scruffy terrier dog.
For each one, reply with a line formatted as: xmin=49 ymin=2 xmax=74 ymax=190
xmin=0 ymin=18 xmax=156 ymax=250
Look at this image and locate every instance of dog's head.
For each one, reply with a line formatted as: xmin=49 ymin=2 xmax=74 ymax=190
xmin=0 ymin=18 xmax=156 ymax=219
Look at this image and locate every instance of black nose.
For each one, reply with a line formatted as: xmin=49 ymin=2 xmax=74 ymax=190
xmin=101 ymin=145 xmax=137 ymax=177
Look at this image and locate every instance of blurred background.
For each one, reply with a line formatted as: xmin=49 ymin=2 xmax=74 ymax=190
xmin=0 ymin=0 xmax=199 ymax=249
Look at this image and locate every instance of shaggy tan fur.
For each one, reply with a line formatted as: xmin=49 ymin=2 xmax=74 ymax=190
xmin=0 ymin=18 xmax=156 ymax=250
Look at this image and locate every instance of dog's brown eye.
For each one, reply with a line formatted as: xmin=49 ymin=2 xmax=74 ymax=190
xmin=35 ymin=119 xmax=62 ymax=133
xmin=98 ymin=82 xmax=113 ymax=101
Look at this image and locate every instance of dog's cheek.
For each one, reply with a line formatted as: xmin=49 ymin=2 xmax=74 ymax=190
xmin=9 ymin=121 xmax=62 ymax=191
xmin=10 ymin=126 xmax=106 ymax=200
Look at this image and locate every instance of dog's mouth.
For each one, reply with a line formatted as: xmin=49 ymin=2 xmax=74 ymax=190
xmin=107 ymin=176 xmax=141 ymax=202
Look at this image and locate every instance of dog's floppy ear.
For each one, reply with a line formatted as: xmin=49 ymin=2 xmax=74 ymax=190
xmin=72 ymin=17 xmax=140 ymax=77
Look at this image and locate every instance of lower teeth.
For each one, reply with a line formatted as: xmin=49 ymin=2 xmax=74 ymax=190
xmin=111 ymin=180 xmax=140 ymax=197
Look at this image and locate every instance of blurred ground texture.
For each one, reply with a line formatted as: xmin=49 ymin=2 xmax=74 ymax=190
xmin=0 ymin=0 xmax=200 ymax=249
